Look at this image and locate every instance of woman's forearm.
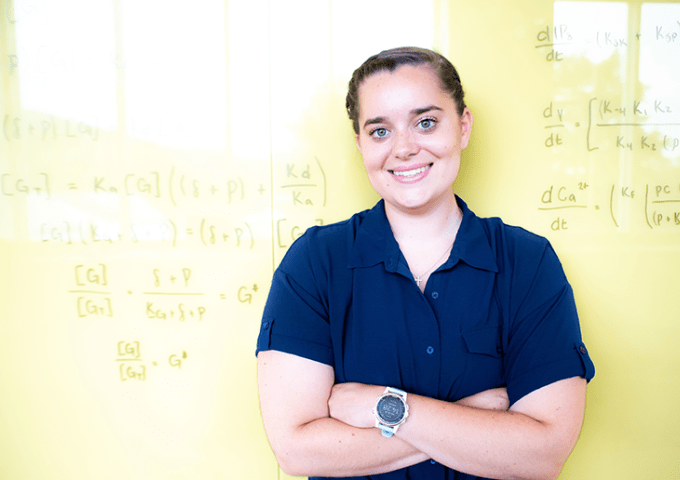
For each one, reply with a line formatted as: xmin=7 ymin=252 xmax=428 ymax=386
xmin=273 ymin=416 xmax=428 ymax=477
xmin=328 ymin=378 xmax=586 ymax=480
xmin=397 ymin=397 xmax=559 ymax=480
xmin=258 ymin=351 xmax=428 ymax=478
xmin=393 ymin=378 xmax=586 ymax=480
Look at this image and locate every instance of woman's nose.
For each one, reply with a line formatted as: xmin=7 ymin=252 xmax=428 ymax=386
xmin=393 ymin=130 xmax=419 ymax=159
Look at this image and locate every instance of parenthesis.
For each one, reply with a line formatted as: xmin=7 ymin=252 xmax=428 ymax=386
xmin=169 ymin=166 xmax=177 ymax=206
xmin=587 ymin=98 xmax=599 ymax=152
xmin=245 ymin=221 xmax=254 ymax=249
xmin=168 ymin=219 xmax=177 ymax=247
xmin=644 ymin=185 xmax=653 ymax=229
xmin=239 ymin=177 xmax=244 ymax=201
xmin=200 ymin=218 xmax=207 ymax=246
xmin=315 ymin=156 xmax=327 ymax=207
xmin=609 ymin=184 xmax=618 ymax=228
xmin=598 ymin=99 xmax=603 ymax=120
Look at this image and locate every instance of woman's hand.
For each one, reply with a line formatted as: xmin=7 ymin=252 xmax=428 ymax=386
xmin=328 ymin=382 xmax=385 ymax=429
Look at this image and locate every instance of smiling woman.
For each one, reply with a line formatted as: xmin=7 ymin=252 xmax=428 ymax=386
xmin=354 ymin=64 xmax=471 ymax=221
xmin=256 ymin=46 xmax=595 ymax=480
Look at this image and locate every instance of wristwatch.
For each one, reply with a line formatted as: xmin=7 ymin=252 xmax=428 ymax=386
xmin=373 ymin=387 xmax=409 ymax=437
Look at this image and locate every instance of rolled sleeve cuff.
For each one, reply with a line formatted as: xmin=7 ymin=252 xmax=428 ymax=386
xmin=507 ymin=342 xmax=595 ymax=406
xmin=255 ymin=317 xmax=334 ymax=367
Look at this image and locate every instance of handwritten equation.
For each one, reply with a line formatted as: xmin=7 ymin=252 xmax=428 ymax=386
xmin=542 ymin=98 xmax=680 ymax=154
xmin=538 ymin=181 xmax=680 ymax=230
xmin=67 ymin=264 xmax=260 ymax=320
xmin=1 ymin=159 xmax=329 ymax=247
xmin=1 ymin=149 xmax=326 ymax=210
xmin=534 ymin=20 xmax=680 ymax=63
xmin=39 ymin=216 xmax=255 ymax=249
xmin=116 ymin=341 xmax=187 ymax=382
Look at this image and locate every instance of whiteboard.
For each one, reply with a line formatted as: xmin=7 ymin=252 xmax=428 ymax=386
xmin=1 ymin=1 xmax=678 ymax=479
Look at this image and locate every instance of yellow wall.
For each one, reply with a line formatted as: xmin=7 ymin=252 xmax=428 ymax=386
xmin=0 ymin=1 xmax=678 ymax=479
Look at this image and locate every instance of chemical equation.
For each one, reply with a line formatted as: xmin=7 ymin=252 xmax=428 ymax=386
xmin=2 ymin=157 xmax=329 ymax=209
xmin=0 ymin=169 xmax=246 ymax=206
xmin=39 ymin=216 xmax=254 ymax=248
xmin=538 ymin=181 xmax=680 ymax=230
xmin=116 ymin=341 xmax=188 ymax=382
xmin=67 ymin=265 xmax=261 ymax=320
xmin=541 ymin=98 xmax=680 ymax=154
xmin=534 ymin=21 xmax=680 ymax=63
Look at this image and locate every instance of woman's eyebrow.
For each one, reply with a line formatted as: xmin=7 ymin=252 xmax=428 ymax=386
xmin=363 ymin=116 xmax=385 ymax=129
xmin=412 ymin=105 xmax=443 ymax=115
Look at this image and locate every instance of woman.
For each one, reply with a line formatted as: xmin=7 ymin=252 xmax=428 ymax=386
xmin=256 ymin=47 xmax=594 ymax=480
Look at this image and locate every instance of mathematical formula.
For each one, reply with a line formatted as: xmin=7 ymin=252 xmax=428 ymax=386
xmin=116 ymin=341 xmax=188 ymax=382
xmin=535 ymin=21 xmax=680 ymax=63
xmin=1 ymin=158 xmax=327 ymax=218
xmin=67 ymin=265 xmax=261 ymax=319
xmin=539 ymin=181 xmax=680 ymax=231
xmin=542 ymin=98 xmax=680 ymax=154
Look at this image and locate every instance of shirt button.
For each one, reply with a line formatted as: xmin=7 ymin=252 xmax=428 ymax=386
xmin=431 ymin=291 xmax=439 ymax=299
xmin=426 ymin=346 xmax=435 ymax=355
xmin=430 ymin=460 xmax=436 ymax=465
xmin=579 ymin=345 xmax=587 ymax=355
xmin=262 ymin=321 xmax=269 ymax=329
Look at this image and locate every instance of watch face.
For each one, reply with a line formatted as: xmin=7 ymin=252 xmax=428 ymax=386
xmin=377 ymin=394 xmax=405 ymax=426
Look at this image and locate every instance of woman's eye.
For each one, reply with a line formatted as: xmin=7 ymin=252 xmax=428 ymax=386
xmin=371 ymin=128 xmax=388 ymax=138
xmin=418 ymin=118 xmax=436 ymax=130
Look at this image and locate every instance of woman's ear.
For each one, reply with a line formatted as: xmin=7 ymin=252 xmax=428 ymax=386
xmin=460 ymin=108 xmax=473 ymax=149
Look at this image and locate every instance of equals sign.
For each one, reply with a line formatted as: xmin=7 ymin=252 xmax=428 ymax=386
xmin=68 ymin=183 xmax=78 ymax=190
xmin=186 ymin=228 xmax=194 ymax=235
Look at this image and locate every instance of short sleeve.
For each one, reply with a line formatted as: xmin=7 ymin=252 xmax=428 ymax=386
xmin=255 ymin=233 xmax=334 ymax=366
xmin=503 ymin=242 xmax=595 ymax=405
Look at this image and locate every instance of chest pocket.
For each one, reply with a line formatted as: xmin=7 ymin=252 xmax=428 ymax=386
xmin=459 ymin=325 xmax=504 ymax=397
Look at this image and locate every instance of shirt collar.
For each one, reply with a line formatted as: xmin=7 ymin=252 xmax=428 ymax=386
xmin=348 ymin=197 xmax=498 ymax=274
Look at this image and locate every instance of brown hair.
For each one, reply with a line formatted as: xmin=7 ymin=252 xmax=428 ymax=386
xmin=346 ymin=46 xmax=467 ymax=134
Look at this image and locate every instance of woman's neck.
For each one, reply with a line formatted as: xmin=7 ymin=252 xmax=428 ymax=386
xmin=385 ymin=194 xmax=463 ymax=246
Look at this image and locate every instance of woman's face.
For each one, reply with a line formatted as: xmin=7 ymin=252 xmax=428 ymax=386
xmin=355 ymin=64 xmax=472 ymax=215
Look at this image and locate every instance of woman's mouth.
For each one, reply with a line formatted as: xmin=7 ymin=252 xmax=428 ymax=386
xmin=389 ymin=164 xmax=433 ymax=182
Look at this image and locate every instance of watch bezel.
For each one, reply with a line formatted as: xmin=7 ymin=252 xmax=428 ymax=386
xmin=374 ymin=391 xmax=408 ymax=427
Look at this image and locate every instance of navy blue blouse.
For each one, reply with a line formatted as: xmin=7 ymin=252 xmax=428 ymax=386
xmin=257 ymin=197 xmax=595 ymax=480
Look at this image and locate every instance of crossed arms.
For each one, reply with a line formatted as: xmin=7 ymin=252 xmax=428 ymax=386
xmin=257 ymin=350 xmax=586 ymax=480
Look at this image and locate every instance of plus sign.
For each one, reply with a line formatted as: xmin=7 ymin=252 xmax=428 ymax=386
xmin=258 ymin=184 xmax=266 ymax=195
xmin=211 ymin=185 xmax=218 ymax=194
